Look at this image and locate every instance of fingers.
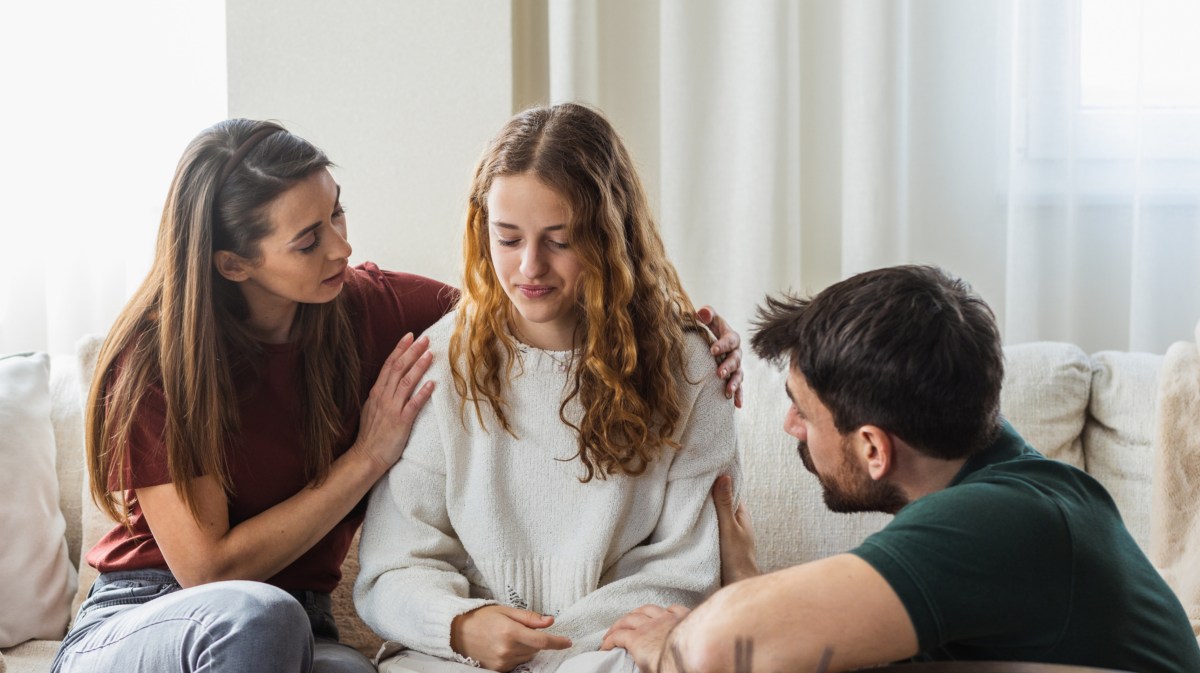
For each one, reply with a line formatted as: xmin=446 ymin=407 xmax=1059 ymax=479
xmin=600 ymin=604 xmax=670 ymax=648
xmin=392 ymin=348 xmax=434 ymax=404
xmin=453 ymin=605 xmax=570 ymax=670
xmin=729 ymin=364 xmax=739 ymax=407
xmin=723 ymin=354 xmax=743 ymax=405
xmin=698 ymin=306 xmax=745 ymax=405
xmin=370 ymin=333 xmax=427 ymax=406
xmin=712 ymin=474 xmax=736 ymax=511
xmin=356 ymin=334 xmax=438 ymax=470
xmin=500 ymin=609 xmax=572 ymax=650
xmin=526 ymin=631 xmax=573 ymax=651
xmin=386 ymin=335 xmax=431 ymax=397
xmin=601 ymin=604 xmax=690 ymax=651
xmin=371 ymin=334 xmax=433 ymax=409
xmin=397 ymin=379 xmax=436 ymax=426
xmin=370 ymin=333 xmax=414 ymax=399
xmin=716 ymin=349 xmax=740 ymax=381
xmin=503 ymin=608 xmax=555 ymax=630
xmin=715 ymin=473 xmax=761 ymax=585
xmin=703 ymin=306 xmax=740 ymax=356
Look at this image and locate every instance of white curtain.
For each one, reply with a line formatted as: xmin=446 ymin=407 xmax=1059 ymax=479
xmin=530 ymin=0 xmax=804 ymax=337
xmin=6 ymin=1 xmax=1196 ymax=357
xmin=0 ymin=2 xmax=226 ymax=356
xmin=529 ymin=0 xmax=1200 ymax=354
xmin=1004 ymin=0 xmax=1200 ymax=353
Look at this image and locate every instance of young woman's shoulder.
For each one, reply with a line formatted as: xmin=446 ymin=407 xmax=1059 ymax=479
xmin=668 ymin=327 xmax=738 ymax=480
xmin=678 ymin=328 xmax=719 ymax=381
xmin=421 ymin=310 xmax=459 ymax=347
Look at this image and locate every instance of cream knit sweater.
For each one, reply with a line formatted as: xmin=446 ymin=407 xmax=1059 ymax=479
xmin=354 ymin=314 xmax=738 ymax=672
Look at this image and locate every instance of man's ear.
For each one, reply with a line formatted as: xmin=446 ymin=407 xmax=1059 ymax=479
xmin=213 ymin=250 xmax=251 ymax=282
xmin=856 ymin=426 xmax=894 ymax=481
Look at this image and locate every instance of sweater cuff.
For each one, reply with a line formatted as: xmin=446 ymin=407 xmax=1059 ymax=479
xmin=419 ymin=595 xmax=497 ymax=661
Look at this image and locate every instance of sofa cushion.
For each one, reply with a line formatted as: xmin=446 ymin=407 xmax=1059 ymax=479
xmin=1085 ymin=350 xmax=1163 ymax=552
xmin=0 ymin=353 xmax=76 ymax=647
xmin=332 ymin=530 xmax=384 ymax=656
xmin=48 ymin=351 xmax=88 ymax=574
xmin=999 ymin=342 xmax=1091 ymax=469
xmin=1 ymin=639 xmax=59 ymax=673
xmin=68 ymin=336 xmax=107 ymax=623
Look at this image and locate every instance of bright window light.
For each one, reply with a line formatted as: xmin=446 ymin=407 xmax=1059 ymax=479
xmin=0 ymin=2 xmax=226 ymax=353
xmin=1081 ymin=0 xmax=1200 ymax=108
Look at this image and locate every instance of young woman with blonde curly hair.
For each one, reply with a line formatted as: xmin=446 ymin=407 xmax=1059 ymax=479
xmin=354 ymin=103 xmax=739 ymax=673
xmin=52 ymin=118 xmax=742 ymax=673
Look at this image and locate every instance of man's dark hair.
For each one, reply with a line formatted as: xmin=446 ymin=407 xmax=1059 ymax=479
xmin=751 ymin=265 xmax=1004 ymax=460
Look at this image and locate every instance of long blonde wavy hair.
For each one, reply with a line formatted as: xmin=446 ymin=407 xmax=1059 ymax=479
xmin=450 ymin=103 xmax=703 ymax=481
xmin=87 ymin=119 xmax=361 ymax=524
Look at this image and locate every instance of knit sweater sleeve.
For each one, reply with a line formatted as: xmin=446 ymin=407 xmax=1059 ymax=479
xmin=535 ymin=340 xmax=740 ymax=669
xmin=352 ymin=404 xmax=495 ymax=660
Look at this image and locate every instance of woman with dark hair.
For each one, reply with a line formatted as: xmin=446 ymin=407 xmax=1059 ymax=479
xmin=355 ymin=103 xmax=739 ymax=673
xmin=52 ymin=118 xmax=743 ymax=673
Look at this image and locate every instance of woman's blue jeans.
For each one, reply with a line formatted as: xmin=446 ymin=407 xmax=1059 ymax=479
xmin=52 ymin=568 xmax=374 ymax=673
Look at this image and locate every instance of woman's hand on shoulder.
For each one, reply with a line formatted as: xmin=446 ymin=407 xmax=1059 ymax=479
xmin=697 ymin=305 xmax=744 ymax=408
xmin=351 ymin=333 xmax=436 ymax=475
xmin=450 ymin=605 xmax=572 ymax=671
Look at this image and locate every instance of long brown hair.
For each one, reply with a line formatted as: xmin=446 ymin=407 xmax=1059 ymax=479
xmin=451 ymin=103 xmax=702 ymax=481
xmin=88 ymin=119 xmax=361 ymax=524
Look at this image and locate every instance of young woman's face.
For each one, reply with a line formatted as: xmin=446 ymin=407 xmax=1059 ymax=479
xmin=487 ymin=173 xmax=583 ymax=351
xmin=235 ymin=169 xmax=352 ymax=312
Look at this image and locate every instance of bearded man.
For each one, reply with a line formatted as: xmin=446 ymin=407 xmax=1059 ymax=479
xmin=602 ymin=265 xmax=1200 ymax=673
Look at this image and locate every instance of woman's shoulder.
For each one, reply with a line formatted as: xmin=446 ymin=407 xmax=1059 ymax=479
xmin=342 ymin=263 xmax=459 ymax=352
xmin=666 ymin=329 xmax=738 ymax=479
xmin=678 ymin=328 xmax=718 ymax=379
xmin=413 ymin=312 xmax=462 ymax=390
xmin=345 ymin=262 xmax=458 ymax=306
xmin=422 ymin=310 xmax=459 ymax=346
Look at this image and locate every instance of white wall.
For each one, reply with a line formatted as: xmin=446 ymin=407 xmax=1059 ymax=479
xmin=226 ymin=0 xmax=515 ymax=286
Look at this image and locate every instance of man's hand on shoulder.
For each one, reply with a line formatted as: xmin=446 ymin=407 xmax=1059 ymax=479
xmin=713 ymin=474 xmax=760 ymax=585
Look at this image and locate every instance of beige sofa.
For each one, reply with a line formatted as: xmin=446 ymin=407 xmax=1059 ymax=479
xmin=2 ymin=333 xmax=1197 ymax=673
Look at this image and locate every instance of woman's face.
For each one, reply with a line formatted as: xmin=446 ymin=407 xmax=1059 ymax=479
xmin=221 ymin=169 xmax=352 ymax=320
xmin=487 ymin=173 xmax=583 ymax=351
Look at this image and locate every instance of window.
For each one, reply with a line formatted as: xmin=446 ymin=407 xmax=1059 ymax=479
xmin=0 ymin=2 xmax=226 ymax=353
xmin=1012 ymin=0 xmax=1200 ymax=202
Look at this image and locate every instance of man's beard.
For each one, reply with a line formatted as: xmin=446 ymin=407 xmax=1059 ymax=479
xmin=798 ymin=440 xmax=907 ymax=515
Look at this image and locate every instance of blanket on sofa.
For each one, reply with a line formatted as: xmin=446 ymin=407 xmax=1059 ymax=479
xmin=1151 ymin=318 xmax=1200 ymax=638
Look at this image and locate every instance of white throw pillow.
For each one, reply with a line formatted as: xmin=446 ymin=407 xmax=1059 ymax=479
xmin=1085 ymin=350 xmax=1164 ymax=552
xmin=0 ymin=353 xmax=76 ymax=647
xmin=1000 ymin=342 xmax=1092 ymax=469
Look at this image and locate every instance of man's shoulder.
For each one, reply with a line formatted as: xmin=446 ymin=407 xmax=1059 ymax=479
xmin=903 ymin=464 xmax=1071 ymax=531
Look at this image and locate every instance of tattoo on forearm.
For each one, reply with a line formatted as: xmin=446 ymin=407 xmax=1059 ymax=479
xmin=814 ymin=645 xmax=833 ymax=673
xmin=734 ymin=636 xmax=753 ymax=673
xmin=663 ymin=636 xmax=832 ymax=673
